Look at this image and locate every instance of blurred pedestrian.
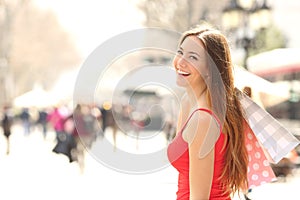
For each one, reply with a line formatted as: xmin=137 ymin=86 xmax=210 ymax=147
xmin=52 ymin=115 xmax=77 ymax=163
xmin=19 ymin=107 xmax=31 ymax=136
xmin=47 ymin=106 xmax=65 ymax=140
xmin=100 ymin=104 xmax=118 ymax=151
xmin=36 ymin=108 xmax=48 ymax=139
xmin=72 ymin=104 xmax=90 ymax=172
xmin=167 ymin=25 xmax=249 ymax=199
xmin=1 ymin=106 xmax=13 ymax=155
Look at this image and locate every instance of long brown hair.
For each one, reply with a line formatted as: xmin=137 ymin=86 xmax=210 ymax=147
xmin=179 ymin=26 xmax=249 ymax=194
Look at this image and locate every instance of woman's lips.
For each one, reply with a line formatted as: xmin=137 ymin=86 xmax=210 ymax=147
xmin=177 ymin=69 xmax=191 ymax=77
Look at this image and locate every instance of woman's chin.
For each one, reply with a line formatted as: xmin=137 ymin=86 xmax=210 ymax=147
xmin=176 ymin=78 xmax=188 ymax=88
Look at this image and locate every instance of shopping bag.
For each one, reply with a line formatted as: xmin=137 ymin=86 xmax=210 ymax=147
xmin=244 ymin=121 xmax=277 ymax=188
xmin=240 ymin=93 xmax=300 ymax=164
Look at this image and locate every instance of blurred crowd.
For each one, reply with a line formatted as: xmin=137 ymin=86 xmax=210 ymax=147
xmin=2 ymin=101 xmax=299 ymax=179
xmin=1 ymin=104 xmax=100 ymax=172
xmin=0 ymin=102 xmax=177 ymax=172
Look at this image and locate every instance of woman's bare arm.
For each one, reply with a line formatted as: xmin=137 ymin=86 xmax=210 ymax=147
xmin=183 ymin=111 xmax=218 ymax=199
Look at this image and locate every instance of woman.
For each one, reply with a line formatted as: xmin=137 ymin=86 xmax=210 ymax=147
xmin=167 ymin=25 xmax=249 ymax=199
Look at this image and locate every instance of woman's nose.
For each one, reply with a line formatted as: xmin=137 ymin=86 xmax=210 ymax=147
xmin=177 ymin=56 xmax=187 ymax=68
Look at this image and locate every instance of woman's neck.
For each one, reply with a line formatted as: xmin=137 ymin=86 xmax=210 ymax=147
xmin=186 ymin=86 xmax=208 ymax=110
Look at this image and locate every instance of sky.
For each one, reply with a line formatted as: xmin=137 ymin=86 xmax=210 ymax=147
xmin=272 ymin=0 xmax=300 ymax=48
xmin=30 ymin=0 xmax=300 ymax=103
xmin=33 ymin=0 xmax=145 ymax=58
xmin=31 ymin=0 xmax=147 ymax=101
xmin=32 ymin=0 xmax=300 ymax=59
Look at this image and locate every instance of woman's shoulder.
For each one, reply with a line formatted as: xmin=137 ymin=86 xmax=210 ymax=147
xmin=188 ymin=109 xmax=215 ymax=127
xmin=182 ymin=108 xmax=217 ymax=140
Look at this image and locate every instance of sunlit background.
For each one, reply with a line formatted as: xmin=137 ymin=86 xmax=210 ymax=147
xmin=0 ymin=0 xmax=300 ymax=199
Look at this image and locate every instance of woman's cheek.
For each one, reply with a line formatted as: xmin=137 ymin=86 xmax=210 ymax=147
xmin=173 ymin=56 xmax=179 ymax=69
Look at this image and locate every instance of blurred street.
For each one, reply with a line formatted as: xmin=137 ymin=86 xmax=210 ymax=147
xmin=0 ymin=1 xmax=300 ymax=199
xmin=1 ymin=124 xmax=300 ymax=200
xmin=0 ymin=124 xmax=179 ymax=200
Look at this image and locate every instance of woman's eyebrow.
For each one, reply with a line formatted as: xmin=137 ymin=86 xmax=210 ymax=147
xmin=188 ymin=51 xmax=200 ymax=57
xmin=179 ymin=47 xmax=200 ymax=57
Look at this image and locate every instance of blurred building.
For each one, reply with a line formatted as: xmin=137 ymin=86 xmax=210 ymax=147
xmin=247 ymin=48 xmax=300 ymax=136
xmin=245 ymin=1 xmax=300 ymax=135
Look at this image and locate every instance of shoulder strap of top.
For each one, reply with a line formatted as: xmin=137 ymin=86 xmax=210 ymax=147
xmin=179 ymin=108 xmax=222 ymax=134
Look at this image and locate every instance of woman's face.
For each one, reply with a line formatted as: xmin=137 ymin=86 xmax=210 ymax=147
xmin=173 ymin=35 xmax=208 ymax=90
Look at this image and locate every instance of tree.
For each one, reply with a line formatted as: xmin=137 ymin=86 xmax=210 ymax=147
xmin=137 ymin=0 xmax=287 ymax=68
xmin=137 ymin=0 xmax=227 ymax=33
xmin=0 ymin=0 xmax=81 ymax=105
xmin=249 ymin=24 xmax=287 ymax=56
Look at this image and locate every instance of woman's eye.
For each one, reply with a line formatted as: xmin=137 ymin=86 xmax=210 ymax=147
xmin=189 ymin=55 xmax=198 ymax=60
xmin=176 ymin=50 xmax=183 ymax=55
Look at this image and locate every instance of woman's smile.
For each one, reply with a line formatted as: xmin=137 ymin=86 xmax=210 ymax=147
xmin=177 ymin=69 xmax=191 ymax=77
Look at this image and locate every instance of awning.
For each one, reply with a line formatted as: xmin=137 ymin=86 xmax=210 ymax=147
xmin=247 ymin=48 xmax=300 ymax=76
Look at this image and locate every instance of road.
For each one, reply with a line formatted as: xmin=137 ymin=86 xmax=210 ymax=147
xmin=0 ymin=125 xmax=299 ymax=200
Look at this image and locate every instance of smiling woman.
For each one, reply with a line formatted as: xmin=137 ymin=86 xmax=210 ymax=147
xmin=168 ymin=25 xmax=249 ymax=200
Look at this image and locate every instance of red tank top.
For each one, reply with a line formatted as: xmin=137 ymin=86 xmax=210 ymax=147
xmin=167 ymin=108 xmax=231 ymax=200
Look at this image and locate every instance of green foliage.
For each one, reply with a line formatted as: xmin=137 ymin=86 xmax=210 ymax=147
xmin=249 ymin=24 xmax=287 ymax=56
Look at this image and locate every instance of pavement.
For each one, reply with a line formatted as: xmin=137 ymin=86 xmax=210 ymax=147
xmin=1 ymin=124 xmax=300 ymax=200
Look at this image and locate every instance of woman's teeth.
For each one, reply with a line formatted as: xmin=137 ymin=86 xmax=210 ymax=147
xmin=177 ymin=70 xmax=191 ymax=76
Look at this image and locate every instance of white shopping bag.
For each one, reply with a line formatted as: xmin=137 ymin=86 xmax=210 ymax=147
xmin=240 ymin=93 xmax=300 ymax=164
